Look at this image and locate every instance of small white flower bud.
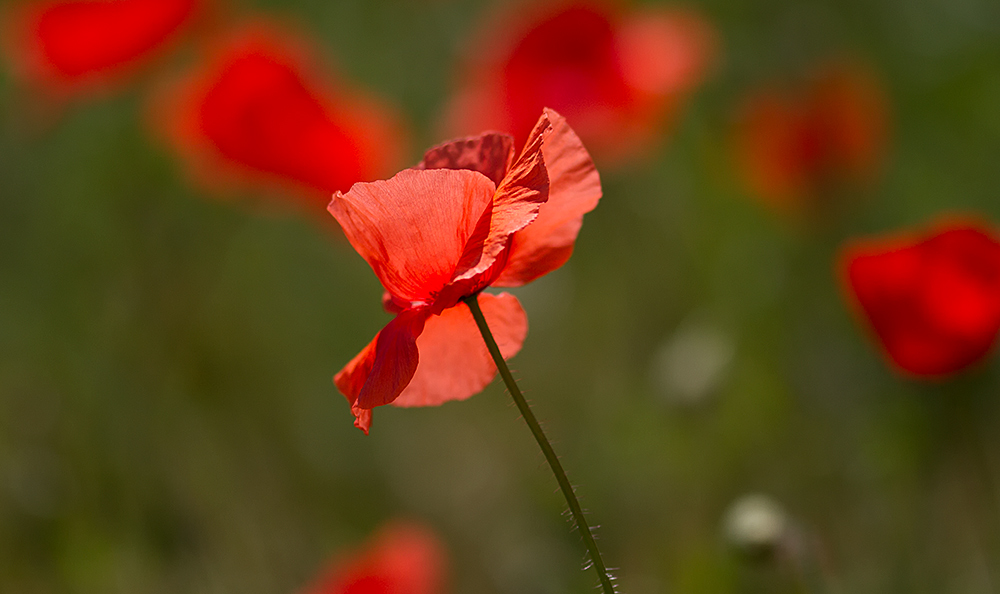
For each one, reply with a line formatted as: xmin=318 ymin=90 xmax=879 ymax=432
xmin=723 ymin=493 xmax=789 ymax=558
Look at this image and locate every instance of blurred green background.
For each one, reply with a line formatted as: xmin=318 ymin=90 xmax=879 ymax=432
xmin=3 ymin=0 xmax=1000 ymax=593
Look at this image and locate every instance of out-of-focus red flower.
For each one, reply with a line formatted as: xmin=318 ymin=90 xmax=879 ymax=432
xmin=3 ymin=0 xmax=200 ymax=95
xmin=445 ymin=2 xmax=715 ymax=162
xmin=735 ymin=63 xmax=888 ymax=211
xmin=155 ymin=23 xmax=405 ymax=207
xmin=303 ymin=522 xmax=447 ymax=594
xmin=330 ymin=108 xmax=601 ymax=433
xmin=840 ymin=220 xmax=1000 ymax=377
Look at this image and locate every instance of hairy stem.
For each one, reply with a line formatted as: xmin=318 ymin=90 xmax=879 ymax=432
xmin=463 ymin=293 xmax=615 ymax=594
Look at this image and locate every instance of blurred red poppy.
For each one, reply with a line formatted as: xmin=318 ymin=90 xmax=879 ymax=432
xmin=154 ymin=23 xmax=405 ymax=207
xmin=3 ymin=0 xmax=200 ymax=95
xmin=330 ymin=108 xmax=601 ymax=433
xmin=445 ymin=1 xmax=715 ymax=162
xmin=303 ymin=522 xmax=446 ymax=594
xmin=735 ymin=63 xmax=888 ymax=211
xmin=841 ymin=220 xmax=1000 ymax=377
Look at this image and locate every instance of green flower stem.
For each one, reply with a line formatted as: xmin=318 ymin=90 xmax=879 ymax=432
xmin=463 ymin=293 xmax=615 ymax=594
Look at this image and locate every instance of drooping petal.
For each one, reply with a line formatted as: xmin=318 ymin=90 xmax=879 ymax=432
xmin=329 ymin=168 xmax=497 ymax=303
xmin=448 ymin=112 xmax=552 ymax=289
xmin=416 ymin=132 xmax=515 ymax=186
xmin=334 ymin=308 xmax=429 ymax=433
xmin=154 ymin=25 xmax=404 ymax=204
xmin=394 ymin=293 xmax=527 ymax=408
xmin=303 ymin=521 xmax=447 ymax=594
xmin=841 ymin=223 xmax=1000 ymax=377
xmin=4 ymin=0 xmax=198 ymax=92
xmin=494 ymin=108 xmax=601 ymax=286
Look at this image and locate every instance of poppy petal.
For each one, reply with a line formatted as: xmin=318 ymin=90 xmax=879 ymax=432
xmin=304 ymin=522 xmax=447 ymax=594
xmin=155 ymin=25 xmax=404 ymax=203
xmin=450 ymin=111 xmax=553 ymax=286
xmin=735 ymin=63 xmax=887 ymax=210
xmin=842 ymin=223 xmax=1000 ymax=376
xmin=416 ymin=132 xmax=515 ymax=186
xmin=445 ymin=3 xmax=714 ymax=162
xmin=494 ymin=108 xmax=601 ymax=286
xmin=617 ymin=8 xmax=715 ymax=97
xmin=334 ymin=308 xmax=429 ymax=433
xmin=735 ymin=93 xmax=813 ymax=206
xmin=393 ymin=292 xmax=528 ymax=408
xmin=6 ymin=0 xmax=197 ymax=90
xmin=329 ymin=168 xmax=497 ymax=303
xmin=500 ymin=5 xmax=629 ymax=147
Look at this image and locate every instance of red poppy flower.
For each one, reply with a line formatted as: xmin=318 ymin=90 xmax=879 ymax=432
xmin=840 ymin=221 xmax=1000 ymax=377
xmin=735 ymin=63 xmax=887 ymax=210
xmin=3 ymin=0 xmax=200 ymax=94
xmin=330 ymin=108 xmax=601 ymax=433
xmin=445 ymin=2 xmax=715 ymax=162
xmin=155 ymin=24 xmax=405 ymax=206
xmin=303 ymin=522 xmax=446 ymax=594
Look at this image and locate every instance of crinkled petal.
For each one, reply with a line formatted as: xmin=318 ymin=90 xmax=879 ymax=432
xmin=416 ymin=132 xmax=515 ymax=186
xmin=334 ymin=308 xmax=429 ymax=433
xmin=393 ymin=293 xmax=528 ymax=408
xmin=495 ymin=108 xmax=601 ymax=286
xmin=449 ymin=112 xmax=553 ymax=287
xmin=330 ymin=168 xmax=496 ymax=303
